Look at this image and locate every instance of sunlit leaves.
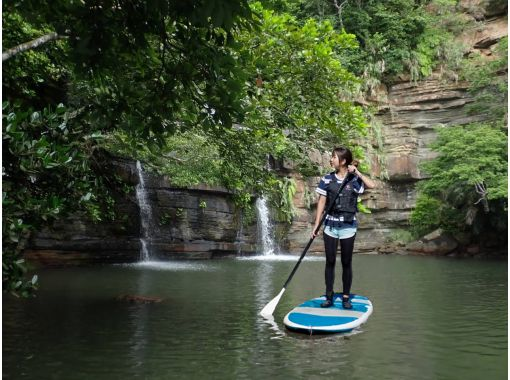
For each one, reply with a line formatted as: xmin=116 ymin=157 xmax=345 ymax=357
xmin=237 ymin=4 xmax=365 ymax=165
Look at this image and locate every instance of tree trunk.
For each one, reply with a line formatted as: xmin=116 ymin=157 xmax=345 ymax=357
xmin=2 ymin=32 xmax=66 ymax=61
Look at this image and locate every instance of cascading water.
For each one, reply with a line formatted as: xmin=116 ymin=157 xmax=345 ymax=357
xmin=135 ymin=161 xmax=154 ymax=261
xmin=256 ymin=196 xmax=278 ymax=256
xmin=236 ymin=212 xmax=244 ymax=255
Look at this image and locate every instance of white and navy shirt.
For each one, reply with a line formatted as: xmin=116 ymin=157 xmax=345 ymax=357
xmin=315 ymin=172 xmax=364 ymax=228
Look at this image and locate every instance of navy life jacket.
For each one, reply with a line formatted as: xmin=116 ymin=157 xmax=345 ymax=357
xmin=326 ymin=172 xmax=359 ymax=223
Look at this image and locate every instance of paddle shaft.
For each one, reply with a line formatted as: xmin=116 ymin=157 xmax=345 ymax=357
xmin=282 ymin=173 xmax=354 ymax=289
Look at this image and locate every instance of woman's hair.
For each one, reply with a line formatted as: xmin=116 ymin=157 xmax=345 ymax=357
xmin=332 ymin=147 xmax=355 ymax=167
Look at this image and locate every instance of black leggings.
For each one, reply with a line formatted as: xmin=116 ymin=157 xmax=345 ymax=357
xmin=323 ymin=232 xmax=356 ymax=297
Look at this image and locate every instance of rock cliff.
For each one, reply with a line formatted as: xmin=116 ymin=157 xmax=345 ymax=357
xmin=25 ymin=158 xmax=258 ymax=265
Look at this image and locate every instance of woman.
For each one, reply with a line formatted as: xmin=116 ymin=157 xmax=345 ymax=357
xmin=312 ymin=147 xmax=376 ymax=309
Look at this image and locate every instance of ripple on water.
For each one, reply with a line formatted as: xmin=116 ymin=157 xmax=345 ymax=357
xmin=236 ymin=254 xmax=324 ymax=262
xmin=118 ymin=260 xmax=215 ymax=271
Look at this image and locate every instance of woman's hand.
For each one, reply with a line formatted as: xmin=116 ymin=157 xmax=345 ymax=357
xmin=312 ymin=195 xmax=327 ymax=238
xmin=348 ymin=165 xmax=376 ymax=189
xmin=347 ymin=165 xmax=358 ymax=175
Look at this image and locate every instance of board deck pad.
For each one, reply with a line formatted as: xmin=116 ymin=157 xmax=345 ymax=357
xmin=283 ymin=294 xmax=373 ymax=334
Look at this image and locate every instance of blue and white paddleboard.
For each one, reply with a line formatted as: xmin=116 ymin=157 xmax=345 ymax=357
xmin=283 ymin=294 xmax=373 ymax=334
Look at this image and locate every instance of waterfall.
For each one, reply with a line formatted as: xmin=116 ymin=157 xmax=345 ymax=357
xmin=135 ymin=161 xmax=154 ymax=261
xmin=236 ymin=212 xmax=244 ymax=255
xmin=256 ymin=196 xmax=278 ymax=256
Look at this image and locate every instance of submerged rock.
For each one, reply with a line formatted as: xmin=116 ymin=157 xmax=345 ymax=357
xmin=116 ymin=295 xmax=163 ymax=304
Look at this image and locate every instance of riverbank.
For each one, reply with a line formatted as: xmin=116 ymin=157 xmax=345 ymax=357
xmin=24 ymin=244 xmax=507 ymax=268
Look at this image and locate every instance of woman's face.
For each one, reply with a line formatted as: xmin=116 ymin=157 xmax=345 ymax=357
xmin=330 ymin=153 xmax=345 ymax=169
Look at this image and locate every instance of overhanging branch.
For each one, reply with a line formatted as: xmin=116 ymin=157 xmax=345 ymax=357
xmin=2 ymin=32 xmax=67 ymax=61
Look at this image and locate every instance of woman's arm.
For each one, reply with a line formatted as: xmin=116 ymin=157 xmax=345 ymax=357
xmin=348 ymin=165 xmax=376 ymax=189
xmin=311 ymin=195 xmax=327 ymax=238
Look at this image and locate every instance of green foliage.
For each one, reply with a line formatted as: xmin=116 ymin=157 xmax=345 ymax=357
xmin=413 ymin=29 xmax=445 ymax=79
xmin=461 ymin=37 xmax=508 ymax=122
xmin=410 ymin=194 xmax=443 ymax=236
xmin=104 ymin=4 xmax=367 ymax=220
xmin=386 ymin=228 xmax=415 ymax=244
xmin=357 ymin=198 xmax=372 ymax=214
xmin=284 ymin=0 xmax=428 ymax=79
xmin=4 ymin=0 xmax=257 ymax=141
xmin=2 ymin=102 xmax=115 ymax=295
xmin=2 ymin=8 xmax=70 ymax=106
xmin=411 ymin=123 xmax=508 ymax=238
xmin=411 ymin=34 xmax=508 ymax=242
xmin=420 ymin=123 xmax=507 ymax=200
xmin=241 ymin=201 xmax=258 ymax=227
xmin=363 ymin=113 xmax=388 ymax=179
xmin=268 ymin=177 xmax=297 ymax=223
xmin=350 ymin=1 xmax=427 ymax=76
xmin=237 ymin=4 xmax=366 ymax=168
xmin=276 ymin=0 xmax=478 ymax=85
xmin=65 ymin=0 xmax=255 ymax=142
xmin=410 ymin=0 xmax=468 ymax=82
xmin=158 ymin=212 xmax=173 ymax=226
xmin=103 ymin=130 xmax=224 ymax=188
xmin=303 ymin=186 xmax=316 ymax=210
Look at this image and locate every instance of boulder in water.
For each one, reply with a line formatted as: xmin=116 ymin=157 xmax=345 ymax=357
xmin=116 ymin=295 xmax=163 ymax=304
xmin=405 ymin=228 xmax=458 ymax=255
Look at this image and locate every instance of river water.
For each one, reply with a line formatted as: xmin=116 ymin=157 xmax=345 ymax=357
xmin=3 ymin=254 xmax=507 ymax=379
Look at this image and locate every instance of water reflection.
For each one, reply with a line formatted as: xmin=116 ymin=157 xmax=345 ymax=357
xmin=123 ymin=260 xmax=215 ymax=271
xmin=123 ymin=259 xmax=220 ymax=376
xmin=237 ymin=254 xmax=323 ymax=262
xmin=2 ymin=255 xmax=507 ymax=380
xmin=254 ymin=260 xmax=274 ymax=311
xmin=127 ymin=267 xmax=151 ymax=376
xmin=260 ymin=315 xmax=286 ymax=340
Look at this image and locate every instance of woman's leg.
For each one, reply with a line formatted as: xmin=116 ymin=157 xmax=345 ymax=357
xmin=339 ymin=234 xmax=356 ymax=296
xmin=323 ymin=232 xmax=339 ymax=298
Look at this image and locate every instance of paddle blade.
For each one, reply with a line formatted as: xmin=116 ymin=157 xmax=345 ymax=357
xmin=260 ymin=288 xmax=286 ymax=318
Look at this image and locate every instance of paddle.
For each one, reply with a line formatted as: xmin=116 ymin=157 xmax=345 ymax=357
xmin=260 ymin=172 xmax=354 ymax=318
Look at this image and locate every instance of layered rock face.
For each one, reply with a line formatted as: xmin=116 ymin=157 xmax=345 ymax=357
xmin=25 ymin=159 xmax=257 ymax=265
xmin=281 ymin=79 xmax=481 ymax=254
xmin=145 ymin=176 xmax=257 ymax=259
xmin=283 ymin=71 xmax=485 ymax=254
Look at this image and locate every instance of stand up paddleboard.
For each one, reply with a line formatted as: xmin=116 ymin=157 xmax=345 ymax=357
xmin=283 ymin=294 xmax=373 ymax=334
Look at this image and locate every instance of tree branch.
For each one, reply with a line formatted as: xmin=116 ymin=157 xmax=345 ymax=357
xmin=2 ymin=32 xmax=67 ymax=61
xmin=332 ymin=0 xmax=349 ymax=31
xmin=473 ymin=182 xmax=489 ymax=213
